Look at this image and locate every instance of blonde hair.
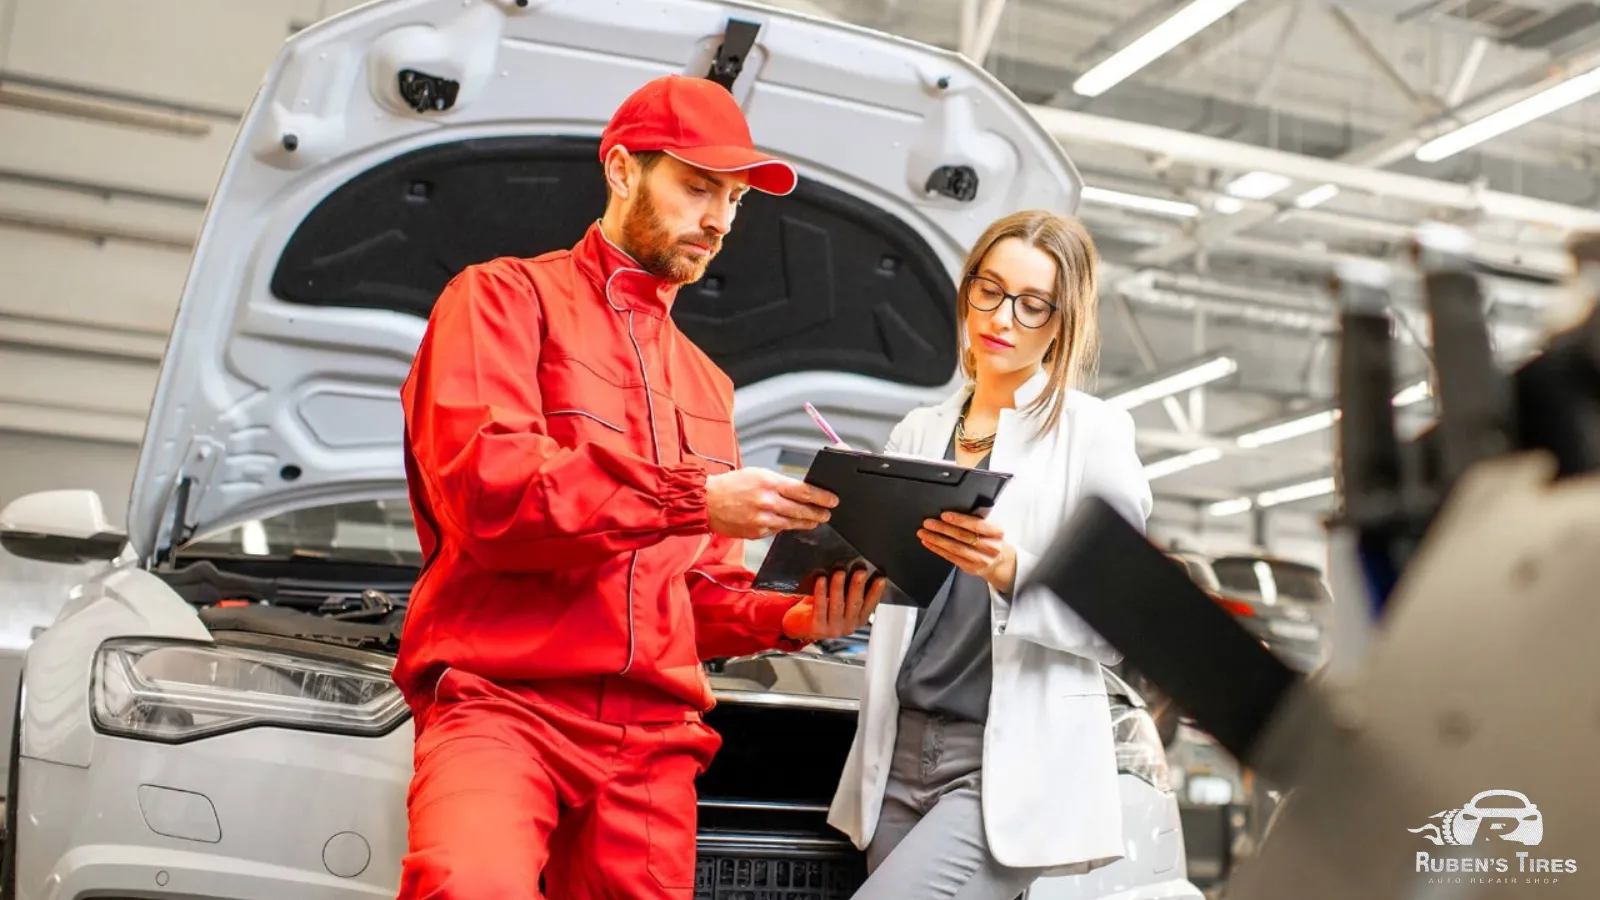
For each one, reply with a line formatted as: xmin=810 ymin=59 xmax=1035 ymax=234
xmin=956 ymin=209 xmax=1101 ymax=436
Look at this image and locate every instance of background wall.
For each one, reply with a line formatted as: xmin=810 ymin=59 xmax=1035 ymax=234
xmin=0 ymin=0 xmax=367 ymax=524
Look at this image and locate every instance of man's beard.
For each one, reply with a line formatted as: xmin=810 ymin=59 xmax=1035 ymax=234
xmin=620 ymin=184 xmax=721 ymax=285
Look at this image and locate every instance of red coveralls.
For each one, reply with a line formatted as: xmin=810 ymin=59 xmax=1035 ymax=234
xmin=394 ymin=222 xmax=806 ymax=899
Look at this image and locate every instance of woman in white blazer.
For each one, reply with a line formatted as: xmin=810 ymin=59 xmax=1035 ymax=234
xmin=827 ymin=209 xmax=1154 ymax=899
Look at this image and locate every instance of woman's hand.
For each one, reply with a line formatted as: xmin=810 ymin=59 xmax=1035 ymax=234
xmin=918 ymin=511 xmax=1017 ymax=593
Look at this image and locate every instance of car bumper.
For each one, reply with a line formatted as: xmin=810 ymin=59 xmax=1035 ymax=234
xmin=25 ymin=843 xmax=393 ymax=900
xmin=16 ymin=729 xmax=1200 ymax=900
xmin=1098 ymin=881 xmax=1206 ymax=900
xmin=15 ymin=725 xmax=414 ymax=900
xmin=1236 ymin=622 xmax=1325 ymax=673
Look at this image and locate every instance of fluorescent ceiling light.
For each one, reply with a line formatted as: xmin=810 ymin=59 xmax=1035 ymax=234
xmin=1257 ymin=476 xmax=1336 ymax=508
xmin=1212 ymin=195 xmax=1245 ymax=215
xmin=1207 ymin=497 xmax=1253 ymax=517
xmin=1294 ymin=183 xmax=1340 ymax=209
xmin=1144 ymin=446 xmax=1225 ymax=480
xmin=1415 ymin=65 xmax=1600 ymax=163
xmin=1207 ymin=476 xmax=1336 ymax=517
xmin=1236 ymin=409 xmax=1338 ymax=448
xmin=1072 ymin=0 xmax=1255 ymax=97
xmin=1233 ymin=382 xmax=1431 ymax=448
xmin=1081 ymin=186 xmax=1199 ymax=218
xmin=1225 ymin=171 xmax=1293 ymax=200
xmin=1105 ymin=355 xmax=1239 ymax=411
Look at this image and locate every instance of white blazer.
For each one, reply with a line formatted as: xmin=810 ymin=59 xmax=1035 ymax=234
xmin=826 ymin=371 xmax=1154 ymax=874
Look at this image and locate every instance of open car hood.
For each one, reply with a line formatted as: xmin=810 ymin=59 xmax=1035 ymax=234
xmin=127 ymin=0 xmax=1083 ymax=563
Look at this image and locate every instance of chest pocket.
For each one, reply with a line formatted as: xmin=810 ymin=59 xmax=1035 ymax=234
xmin=675 ymin=407 xmax=738 ymax=475
xmin=541 ymin=357 xmax=633 ymax=450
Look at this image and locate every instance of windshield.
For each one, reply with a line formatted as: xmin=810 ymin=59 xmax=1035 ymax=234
xmin=178 ymin=499 xmax=422 ymax=567
xmin=1210 ymin=556 xmax=1329 ymax=604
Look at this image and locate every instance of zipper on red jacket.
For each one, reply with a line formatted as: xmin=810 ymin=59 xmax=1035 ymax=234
xmin=605 ymin=267 xmax=658 ymax=677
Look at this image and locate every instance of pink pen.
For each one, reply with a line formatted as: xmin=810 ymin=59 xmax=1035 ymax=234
xmin=804 ymin=402 xmax=852 ymax=449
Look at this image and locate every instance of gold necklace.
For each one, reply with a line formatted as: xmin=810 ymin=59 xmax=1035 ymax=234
xmin=955 ymin=399 xmax=995 ymax=455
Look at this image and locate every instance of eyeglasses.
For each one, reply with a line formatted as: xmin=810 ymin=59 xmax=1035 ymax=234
xmin=962 ymin=275 xmax=1058 ymax=330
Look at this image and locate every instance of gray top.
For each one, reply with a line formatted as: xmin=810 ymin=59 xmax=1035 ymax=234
xmin=894 ymin=435 xmax=995 ymax=725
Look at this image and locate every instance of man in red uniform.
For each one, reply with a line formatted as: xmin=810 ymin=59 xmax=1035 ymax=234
xmin=394 ymin=74 xmax=886 ymax=900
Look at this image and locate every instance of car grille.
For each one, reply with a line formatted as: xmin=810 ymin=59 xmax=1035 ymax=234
xmin=695 ymin=692 xmax=868 ymax=899
xmin=696 ymin=834 xmax=866 ymax=900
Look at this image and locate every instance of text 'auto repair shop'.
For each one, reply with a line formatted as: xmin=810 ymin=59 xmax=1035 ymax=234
xmin=1 ymin=1 xmax=1599 ymax=899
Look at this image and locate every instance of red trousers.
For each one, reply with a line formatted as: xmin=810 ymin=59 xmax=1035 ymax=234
xmin=396 ymin=668 xmax=721 ymax=899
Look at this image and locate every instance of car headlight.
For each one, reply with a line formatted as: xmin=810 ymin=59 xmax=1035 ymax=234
xmin=1112 ymin=702 xmax=1173 ymax=793
xmin=92 ymin=638 xmax=408 ymax=743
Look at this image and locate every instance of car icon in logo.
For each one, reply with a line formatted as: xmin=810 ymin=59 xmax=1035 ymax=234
xmin=1409 ymin=790 xmax=1544 ymax=846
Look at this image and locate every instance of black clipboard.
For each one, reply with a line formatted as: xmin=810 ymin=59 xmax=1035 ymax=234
xmin=752 ymin=447 xmax=1013 ymax=607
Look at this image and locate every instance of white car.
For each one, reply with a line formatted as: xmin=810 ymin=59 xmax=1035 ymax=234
xmin=0 ymin=550 xmax=97 ymax=813
xmin=0 ymin=2 xmax=1201 ymax=899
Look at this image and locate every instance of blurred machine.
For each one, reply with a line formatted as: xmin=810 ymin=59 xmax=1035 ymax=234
xmin=1029 ymin=225 xmax=1600 ymax=898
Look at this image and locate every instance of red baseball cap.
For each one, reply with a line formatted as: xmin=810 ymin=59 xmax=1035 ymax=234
xmin=599 ymin=74 xmax=798 ymax=196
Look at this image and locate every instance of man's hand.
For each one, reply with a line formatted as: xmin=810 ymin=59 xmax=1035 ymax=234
xmin=706 ymin=467 xmax=838 ymax=540
xmin=780 ymin=567 xmax=886 ymax=643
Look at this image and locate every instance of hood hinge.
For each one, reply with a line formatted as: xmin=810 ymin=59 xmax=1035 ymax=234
xmin=706 ymin=18 xmax=762 ymax=91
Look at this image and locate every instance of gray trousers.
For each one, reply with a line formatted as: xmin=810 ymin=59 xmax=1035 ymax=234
xmin=852 ymin=709 xmax=1046 ymax=900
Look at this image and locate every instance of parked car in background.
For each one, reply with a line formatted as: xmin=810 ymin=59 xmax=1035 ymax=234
xmin=0 ymin=3 xmax=1201 ymax=899
xmin=1171 ymin=551 xmax=1331 ymax=674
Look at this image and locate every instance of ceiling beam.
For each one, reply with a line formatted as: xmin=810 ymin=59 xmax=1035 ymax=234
xmin=1160 ymin=30 xmax=1600 ymax=259
xmin=1444 ymin=36 xmax=1489 ymax=108
xmin=1324 ymin=6 xmax=1442 ymax=117
xmin=981 ymin=36 xmax=1600 ymax=270
xmin=1147 ymin=0 xmax=1293 ymax=81
xmin=1111 ymin=290 xmax=1195 ymax=433
xmin=958 ymin=0 xmax=1008 ymax=63
xmin=1028 ymin=103 xmax=1600 ymax=231
xmin=1128 ymin=34 xmax=1600 ymax=269
xmin=1247 ymin=1 xmax=1303 ymax=106
xmin=1341 ymin=36 xmax=1600 ymax=170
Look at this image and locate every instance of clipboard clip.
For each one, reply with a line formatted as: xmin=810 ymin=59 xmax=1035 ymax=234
xmin=857 ymin=456 xmax=965 ymax=485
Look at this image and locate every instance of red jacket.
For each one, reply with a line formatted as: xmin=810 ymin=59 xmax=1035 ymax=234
xmin=395 ymin=223 xmax=803 ymax=721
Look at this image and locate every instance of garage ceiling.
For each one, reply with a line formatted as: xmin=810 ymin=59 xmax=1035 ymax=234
xmin=2 ymin=0 xmax=1596 ymax=555
xmin=773 ymin=0 xmax=1600 ymax=536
